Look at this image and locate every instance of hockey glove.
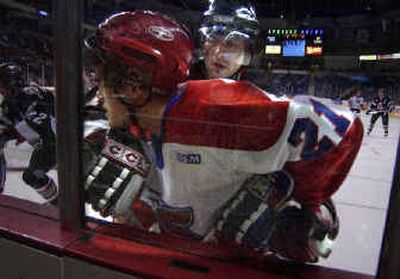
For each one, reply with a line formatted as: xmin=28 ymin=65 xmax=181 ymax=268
xmin=215 ymin=170 xmax=294 ymax=251
xmin=84 ymin=128 xmax=150 ymax=217
xmin=268 ymin=198 xmax=339 ymax=263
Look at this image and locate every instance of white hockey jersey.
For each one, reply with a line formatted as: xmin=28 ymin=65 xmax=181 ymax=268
xmin=140 ymin=79 xmax=364 ymax=238
xmin=348 ymin=95 xmax=365 ymax=111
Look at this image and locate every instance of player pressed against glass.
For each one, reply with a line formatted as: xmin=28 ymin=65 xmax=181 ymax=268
xmin=84 ymin=9 xmax=364 ymax=264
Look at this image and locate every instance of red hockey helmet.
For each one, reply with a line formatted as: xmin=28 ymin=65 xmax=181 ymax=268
xmin=95 ymin=11 xmax=193 ymax=92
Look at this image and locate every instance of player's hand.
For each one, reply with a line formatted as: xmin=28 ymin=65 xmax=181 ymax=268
xmin=215 ymin=171 xmax=293 ymax=252
xmin=84 ymin=128 xmax=150 ymax=217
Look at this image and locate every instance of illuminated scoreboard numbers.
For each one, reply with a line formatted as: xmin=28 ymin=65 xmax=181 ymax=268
xmin=265 ymin=28 xmax=324 ymax=57
xmin=283 ymin=39 xmax=306 ymax=57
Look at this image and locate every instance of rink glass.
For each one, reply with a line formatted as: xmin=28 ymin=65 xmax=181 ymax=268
xmin=0 ymin=1 xmax=399 ymax=278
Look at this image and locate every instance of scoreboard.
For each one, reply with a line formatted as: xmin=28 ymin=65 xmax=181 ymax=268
xmin=265 ymin=29 xmax=324 ymax=57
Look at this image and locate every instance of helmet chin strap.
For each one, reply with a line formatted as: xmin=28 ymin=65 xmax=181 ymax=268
xmin=114 ymin=86 xmax=156 ymax=138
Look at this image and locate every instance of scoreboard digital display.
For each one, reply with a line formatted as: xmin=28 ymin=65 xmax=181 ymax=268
xmin=265 ymin=29 xmax=324 ymax=57
xmin=283 ymin=40 xmax=306 ymax=57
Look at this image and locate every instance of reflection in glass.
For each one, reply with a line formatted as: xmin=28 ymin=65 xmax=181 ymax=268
xmin=0 ymin=5 xmax=57 ymax=207
xmin=0 ymin=63 xmax=57 ymax=205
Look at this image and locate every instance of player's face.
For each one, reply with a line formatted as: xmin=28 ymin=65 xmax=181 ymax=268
xmin=104 ymin=63 xmax=152 ymax=108
xmin=378 ymin=90 xmax=384 ymax=99
xmin=203 ymin=37 xmax=246 ymax=78
xmin=116 ymin=81 xmax=150 ymax=107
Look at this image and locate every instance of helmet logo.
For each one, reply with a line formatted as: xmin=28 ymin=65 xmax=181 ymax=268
xmin=148 ymin=26 xmax=174 ymax=41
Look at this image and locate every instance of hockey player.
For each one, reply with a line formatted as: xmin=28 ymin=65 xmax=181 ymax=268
xmin=348 ymin=89 xmax=366 ymax=114
xmin=83 ymin=10 xmax=193 ymax=219
xmin=0 ymin=63 xmax=57 ymax=204
xmin=190 ymin=0 xmax=260 ymax=80
xmin=366 ymin=88 xmax=394 ymax=137
xmin=84 ymin=11 xmax=364 ymax=264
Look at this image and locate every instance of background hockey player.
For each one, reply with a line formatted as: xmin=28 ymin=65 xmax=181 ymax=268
xmin=190 ymin=0 xmax=260 ymax=80
xmin=0 ymin=62 xmax=57 ymax=204
xmin=348 ymin=88 xmax=366 ymax=114
xmin=366 ymin=88 xmax=394 ymax=137
xmin=84 ymin=11 xmax=364 ymax=264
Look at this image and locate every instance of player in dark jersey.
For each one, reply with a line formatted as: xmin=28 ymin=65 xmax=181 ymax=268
xmin=0 ymin=62 xmax=57 ymax=204
xmin=190 ymin=0 xmax=260 ymax=80
xmin=366 ymin=88 xmax=394 ymax=137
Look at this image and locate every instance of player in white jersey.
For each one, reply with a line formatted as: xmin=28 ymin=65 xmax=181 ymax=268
xmin=348 ymin=89 xmax=366 ymax=114
xmin=84 ymin=11 xmax=364 ymax=263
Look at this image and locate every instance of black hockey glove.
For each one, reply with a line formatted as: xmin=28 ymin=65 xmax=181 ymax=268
xmin=84 ymin=128 xmax=150 ymax=217
xmin=268 ymin=199 xmax=339 ymax=263
xmin=215 ymin=171 xmax=293 ymax=251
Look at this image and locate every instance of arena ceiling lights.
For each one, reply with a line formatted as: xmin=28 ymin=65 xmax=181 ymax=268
xmin=359 ymin=53 xmax=400 ymax=61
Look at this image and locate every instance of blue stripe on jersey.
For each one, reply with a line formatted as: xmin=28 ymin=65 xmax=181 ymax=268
xmin=156 ymin=88 xmax=186 ymax=169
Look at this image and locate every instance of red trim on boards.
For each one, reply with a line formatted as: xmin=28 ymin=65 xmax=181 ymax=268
xmin=0 ymin=196 xmax=375 ymax=279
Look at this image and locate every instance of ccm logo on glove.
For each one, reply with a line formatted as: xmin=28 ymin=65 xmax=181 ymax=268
xmin=102 ymin=139 xmax=149 ymax=176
